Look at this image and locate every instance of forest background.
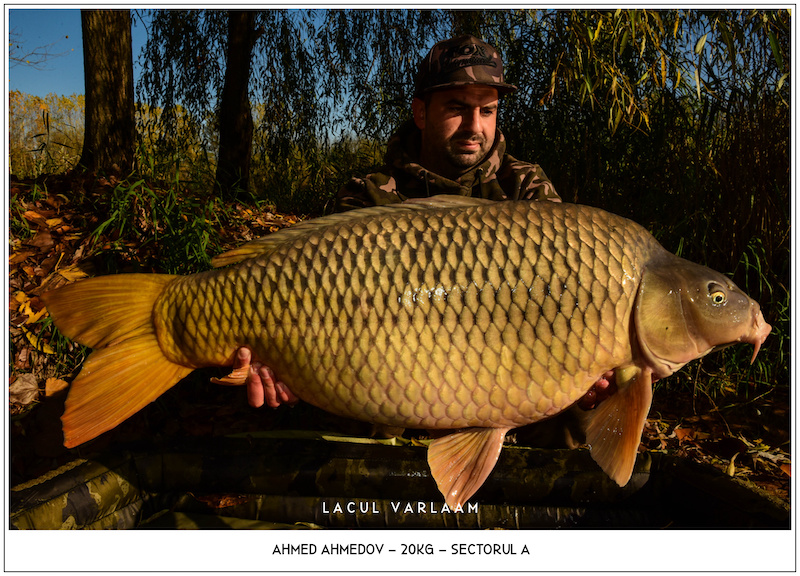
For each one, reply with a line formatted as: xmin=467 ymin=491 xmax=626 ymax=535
xmin=8 ymin=9 xmax=792 ymax=496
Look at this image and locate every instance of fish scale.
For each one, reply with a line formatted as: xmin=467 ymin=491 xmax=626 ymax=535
xmin=154 ymin=201 xmax=645 ymax=430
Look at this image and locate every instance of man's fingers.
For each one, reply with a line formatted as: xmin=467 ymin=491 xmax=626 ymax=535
xmin=577 ymin=370 xmax=619 ymax=411
xmin=258 ymin=365 xmax=282 ymax=409
xmin=243 ymin=357 xmax=299 ymax=409
xmin=246 ymin=365 xmax=265 ymax=408
xmin=276 ymin=381 xmax=300 ymax=405
xmin=234 ymin=346 xmax=252 ymax=368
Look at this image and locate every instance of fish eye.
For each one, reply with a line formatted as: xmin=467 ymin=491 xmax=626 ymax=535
xmin=708 ymin=282 xmax=727 ymax=305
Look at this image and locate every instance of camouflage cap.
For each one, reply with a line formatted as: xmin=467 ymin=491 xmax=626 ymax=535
xmin=414 ymin=34 xmax=517 ymax=97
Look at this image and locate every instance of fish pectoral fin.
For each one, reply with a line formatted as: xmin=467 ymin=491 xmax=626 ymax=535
xmin=209 ymin=365 xmax=250 ymax=386
xmin=427 ymin=427 xmax=510 ymax=508
xmin=583 ymin=366 xmax=653 ymax=487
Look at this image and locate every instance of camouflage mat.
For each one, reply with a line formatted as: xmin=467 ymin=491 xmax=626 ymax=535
xmin=9 ymin=433 xmax=790 ymax=529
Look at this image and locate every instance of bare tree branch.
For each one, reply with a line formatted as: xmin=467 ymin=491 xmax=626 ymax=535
xmin=9 ymin=27 xmax=71 ymax=70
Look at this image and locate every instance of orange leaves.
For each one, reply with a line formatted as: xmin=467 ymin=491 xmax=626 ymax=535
xmin=9 ymin=177 xmax=94 ymax=394
xmin=21 ymin=210 xmax=48 ymax=227
xmin=216 ymin=204 xmax=302 ymax=250
xmin=642 ymin=405 xmax=790 ymax=502
xmin=45 ymin=377 xmax=69 ymax=396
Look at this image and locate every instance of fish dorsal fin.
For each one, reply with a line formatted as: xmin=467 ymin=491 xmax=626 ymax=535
xmin=402 ymin=194 xmax=496 ymax=209
xmin=583 ymin=365 xmax=653 ymax=486
xmin=427 ymin=427 xmax=510 ymax=508
xmin=211 ymin=211 xmax=380 ymax=268
xmin=211 ymin=195 xmax=493 ymax=268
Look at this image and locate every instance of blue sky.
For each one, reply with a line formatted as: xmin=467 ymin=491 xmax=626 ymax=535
xmin=8 ymin=8 xmax=148 ymax=97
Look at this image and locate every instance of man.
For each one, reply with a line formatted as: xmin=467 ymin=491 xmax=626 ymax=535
xmin=226 ymin=35 xmax=613 ymax=414
xmin=336 ymin=34 xmax=560 ymax=210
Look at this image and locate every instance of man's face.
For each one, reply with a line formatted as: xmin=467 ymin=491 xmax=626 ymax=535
xmin=412 ymin=84 xmax=499 ymax=179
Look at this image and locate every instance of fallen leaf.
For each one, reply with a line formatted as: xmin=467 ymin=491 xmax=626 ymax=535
xmin=726 ymin=453 xmax=738 ymax=477
xmin=45 ymin=377 xmax=69 ymax=396
xmin=10 ymin=291 xmax=28 ymax=308
xmin=20 ymin=326 xmax=54 ymax=354
xmin=19 ymin=300 xmax=47 ymax=324
xmin=14 ymin=346 xmax=30 ymax=370
xmin=756 ymin=450 xmax=789 ymax=464
xmin=23 ymin=230 xmax=54 ymax=251
xmin=9 ymin=373 xmax=39 ymax=405
xmin=34 ymin=254 xmax=60 ymax=278
xmin=37 ymin=264 xmax=90 ymax=293
xmin=22 ymin=210 xmax=48 ymax=227
xmin=780 ymin=463 xmax=791 ymax=477
xmin=45 ymin=194 xmax=64 ymax=209
xmin=674 ymin=426 xmax=695 ymax=444
xmin=9 ymin=251 xmax=35 ymax=265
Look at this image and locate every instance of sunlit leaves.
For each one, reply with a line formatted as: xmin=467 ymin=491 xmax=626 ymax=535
xmin=694 ymin=32 xmax=708 ymax=55
xmin=527 ymin=9 xmax=789 ymax=134
xmin=8 ymin=91 xmax=85 ymax=178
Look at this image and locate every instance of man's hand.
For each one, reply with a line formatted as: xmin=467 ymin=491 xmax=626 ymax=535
xmin=221 ymin=347 xmax=299 ymax=408
xmin=247 ymin=362 xmax=299 ymax=408
xmin=576 ymin=370 xmax=617 ymax=411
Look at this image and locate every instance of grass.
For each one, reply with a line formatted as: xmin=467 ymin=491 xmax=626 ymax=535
xmin=86 ymin=176 xmax=231 ymax=274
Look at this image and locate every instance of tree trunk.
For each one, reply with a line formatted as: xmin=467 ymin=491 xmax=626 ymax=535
xmin=79 ymin=9 xmax=135 ymax=174
xmin=215 ymin=10 xmax=259 ymax=199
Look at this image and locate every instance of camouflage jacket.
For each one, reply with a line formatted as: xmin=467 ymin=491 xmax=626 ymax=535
xmin=335 ymin=120 xmax=560 ymax=211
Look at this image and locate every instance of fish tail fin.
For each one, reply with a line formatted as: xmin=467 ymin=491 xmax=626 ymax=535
xmin=42 ymin=274 xmax=193 ymax=448
xmin=583 ymin=366 xmax=653 ymax=486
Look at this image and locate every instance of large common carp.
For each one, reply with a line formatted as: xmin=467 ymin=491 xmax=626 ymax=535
xmin=43 ymin=196 xmax=771 ymax=507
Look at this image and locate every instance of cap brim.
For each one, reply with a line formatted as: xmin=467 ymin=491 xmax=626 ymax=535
xmin=416 ymin=80 xmax=518 ymax=98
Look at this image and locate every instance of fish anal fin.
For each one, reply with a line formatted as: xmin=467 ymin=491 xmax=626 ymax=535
xmin=62 ymin=334 xmax=192 ymax=448
xmin=427 ymin=427 xmax=510 ymax=508
xmin=584 ymin=366 xmax=653 ymax=486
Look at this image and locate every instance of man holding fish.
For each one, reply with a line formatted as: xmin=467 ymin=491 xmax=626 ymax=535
xmin=236 ymin=34 xmax=616 ymax=414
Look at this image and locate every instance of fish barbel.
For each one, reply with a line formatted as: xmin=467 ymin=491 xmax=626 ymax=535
xmin=42 ymin=196 xmax=771 ymax=507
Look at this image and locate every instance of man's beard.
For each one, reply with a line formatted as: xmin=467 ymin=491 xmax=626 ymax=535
xmin=444 ymin=131 xmax=492 ymax=171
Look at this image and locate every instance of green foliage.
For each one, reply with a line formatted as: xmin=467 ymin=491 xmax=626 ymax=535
xmin=85 ymin=176 xmax=231 ymax=275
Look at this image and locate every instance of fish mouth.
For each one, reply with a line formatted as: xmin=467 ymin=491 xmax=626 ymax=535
xmin=710 ymin=308 xmax=772 ymax=362
xmin=742 ymin=309 xmax=772 ymax=364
